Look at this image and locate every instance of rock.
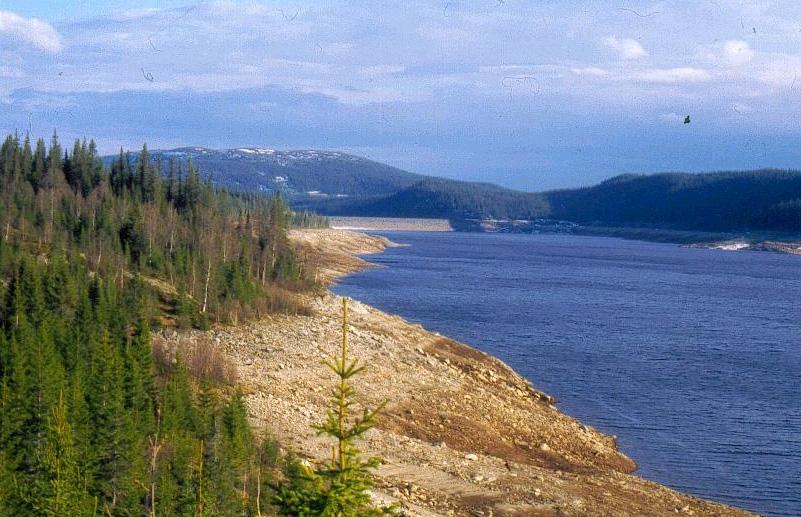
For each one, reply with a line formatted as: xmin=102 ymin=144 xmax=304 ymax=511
xmin=464 ymin=453 xmax=479 ymax=461
xmin=539 ymin=443 xmax=550 ymax=452
xmin=471 ymin=474 xmax=484 ymax=483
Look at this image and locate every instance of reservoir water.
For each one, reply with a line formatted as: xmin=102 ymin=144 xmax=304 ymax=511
xmin=332 ymin=232 xmax=801 ymax=516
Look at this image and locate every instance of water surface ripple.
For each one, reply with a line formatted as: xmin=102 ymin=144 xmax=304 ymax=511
xmin=333 ymin=232 xmax=801 ymax=517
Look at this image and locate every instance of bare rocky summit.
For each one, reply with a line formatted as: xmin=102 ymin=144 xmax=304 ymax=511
xmin=167 ymin=230 xmax=754 ymax=517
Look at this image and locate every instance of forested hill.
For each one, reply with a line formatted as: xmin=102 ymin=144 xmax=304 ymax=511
xmin=0 ymin=132 xmax=319 ymax=515
xmin=318 ymin=169 xmax=801 ymax=233
xmin=109 ymin=146 xmax=425 ymax=199
xmin=547 ymin=170 xmax=801 ymax=232
xmin=334 ymin=178 xmax=549 ymax=220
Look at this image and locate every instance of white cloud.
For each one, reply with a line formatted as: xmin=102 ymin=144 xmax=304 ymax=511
xmin=603 ymin=36 xmax=647 ymax=60
xmin=632 ymin=67 xmax=711 ymax=83
xmin=0 ymin=11 xmax=63 ymax=53
xmin=571 ymin=67 xmax=609 ymax=77
xmin=723 ymin=40 xmax=754 ymax=66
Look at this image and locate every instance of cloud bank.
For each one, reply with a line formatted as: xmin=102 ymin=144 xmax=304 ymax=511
xmin=0 ymin=11 xmax=62 ymax=52
xmin=3 ymin=1 xmax=801 ymax=190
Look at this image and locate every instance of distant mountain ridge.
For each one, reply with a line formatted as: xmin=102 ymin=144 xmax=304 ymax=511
xmin=106 ymin=147 xmax=801 ymax=234
xmin=105 ymin=146 xmax=425 ymax=199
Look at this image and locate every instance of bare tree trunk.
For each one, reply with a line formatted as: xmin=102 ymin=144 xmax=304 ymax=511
xmin=49 ymin=188 xmax=55 ymax=244
xmin=256 ymin=463 xmax=262 ymax=517
xmin=148 ymin=434 xmax=162 ymax=517
xmin=242 ymin=475 xmax=248 ymax=513
xmin=201 ymin=260 xmax=211 ymax=313
xmin=169 ymin=224 xmax=175 ymax=254
xmin=261 ymin=258 xmax=268 ymax=286
xmin=196 ymin=440 xmax=204 ymax=517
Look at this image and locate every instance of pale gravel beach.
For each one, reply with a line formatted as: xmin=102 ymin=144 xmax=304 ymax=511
xmin=329 ymin=217 xmax=453 ymax=232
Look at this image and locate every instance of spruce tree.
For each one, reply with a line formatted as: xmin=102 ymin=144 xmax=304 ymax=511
xmin=276 ymin=298 xmax=392 ymax=516
xmin=32 ymin=393 xmax=93 ymax=516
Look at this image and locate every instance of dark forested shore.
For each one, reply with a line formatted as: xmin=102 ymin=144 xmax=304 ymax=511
xmin=0 ymin=131 xmax=377 ymax=516
xmin=306 ymin=171 xmax=801 ymax=236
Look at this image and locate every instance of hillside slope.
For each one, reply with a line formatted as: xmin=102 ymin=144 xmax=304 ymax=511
xmin=109 ymin=147 xmax=425 ymax=199
xmin=547 ymin=169 xmax=801 ymax=231
xmin=334 ymin=177 xmax=549 ymax=220
xmin=324 ymin=169 xmax=801 ymax=233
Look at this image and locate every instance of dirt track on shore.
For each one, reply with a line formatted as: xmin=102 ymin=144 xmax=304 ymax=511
xmin=172 ymin=229 xmax=754 ymax=516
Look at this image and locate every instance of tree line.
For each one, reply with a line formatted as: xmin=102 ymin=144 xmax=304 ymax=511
xmin=547 ymin=170 xmax=801 ymax=232
xmin=0 ymin=132 xmax=318 ymax=327
xmin=0 ymin=131 xmax=387 ymax=515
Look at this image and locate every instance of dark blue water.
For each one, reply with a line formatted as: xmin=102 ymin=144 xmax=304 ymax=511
xmin=332 ymin=232 xmax=801 ymax=516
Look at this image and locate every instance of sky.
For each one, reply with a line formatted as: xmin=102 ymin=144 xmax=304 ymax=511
xmin=2 ymin=1 xmax=801 ymax=190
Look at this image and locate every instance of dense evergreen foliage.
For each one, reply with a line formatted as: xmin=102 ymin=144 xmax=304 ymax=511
xmin=0 ymin=237 xmax=283 ymax=515
xmin=1 ymin=133 xmax=314 ymax=327
xmin=0 ymin=131 xmax=350 ymax=515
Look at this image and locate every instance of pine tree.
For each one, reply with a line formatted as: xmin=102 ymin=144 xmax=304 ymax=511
xmin=218 ymin=393 xmax=254 ymax=513
xmin=136 ymin=144 xmax=160 ymax=203
xmin=32 ymin=393 xmax=93 ymax=516
xmin=86 ymin=329 xmax=133 ymax=509
xmin=276 ymin=298 xmax=392 ymax=516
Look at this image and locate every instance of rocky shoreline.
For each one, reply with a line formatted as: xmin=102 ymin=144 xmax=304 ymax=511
xmin=685 ymin=239 xmax=801 ymax=256
xmin=170 ymin=229 xmax=755 ymax=516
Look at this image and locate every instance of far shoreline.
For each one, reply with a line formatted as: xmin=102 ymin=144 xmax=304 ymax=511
xmin=328 ymin=215 xmax=801 ymax=257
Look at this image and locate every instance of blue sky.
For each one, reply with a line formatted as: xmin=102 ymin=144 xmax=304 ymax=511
xmin=2 ymin=1 xmax=801 ymax=190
